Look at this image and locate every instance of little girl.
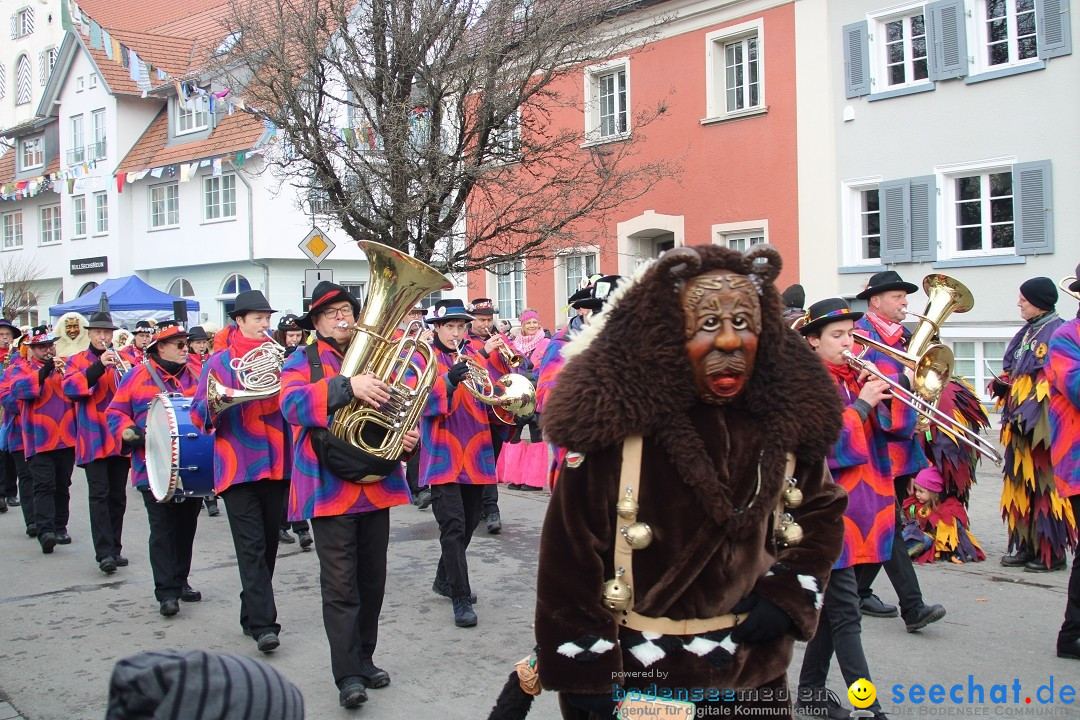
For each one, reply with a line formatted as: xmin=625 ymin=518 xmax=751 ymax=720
xmin=902 ymin=466 xmax=985 ymax=564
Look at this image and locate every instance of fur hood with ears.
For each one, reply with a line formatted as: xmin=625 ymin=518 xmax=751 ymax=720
xmin=55 ymin=312 xmax=90 ymax=358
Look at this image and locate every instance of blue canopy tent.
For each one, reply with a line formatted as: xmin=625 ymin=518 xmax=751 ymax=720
xmin=49 ymin=275 xmax=199 ymax=328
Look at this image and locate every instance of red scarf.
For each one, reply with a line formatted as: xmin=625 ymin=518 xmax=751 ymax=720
xmin=825 ymin=359 xmax=860 ymax=402
xmin=864 ymin=312 xmax=905 ymax=346
xmin=230 ymin=332 xmax=267 ymax=358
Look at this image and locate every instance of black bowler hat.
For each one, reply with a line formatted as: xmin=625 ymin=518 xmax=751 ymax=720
xmin=228 ymin=290 xmax=276 ymax=320
xmin=0 ymin=319 xmax=22 ymax=339
xmin=470 ymin=298 xmax=496 ymax=316
xmin=186 ymin=326 xmax=210 ymax=342
xmin=797 ymin=298 xmax=864 ymax=336
xmin=86 ymin=293 xmax=119 ymax=330
xmin=429 ymin=299 xmax=473 ymax=323
xmin=855 ymin=270 xmax=919 ymax=300
xmin=297 ymin=281 xmax=362 ymax=331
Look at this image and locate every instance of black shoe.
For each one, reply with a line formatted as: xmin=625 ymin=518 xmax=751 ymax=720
xmin=298 ymin=530 xmax=313 ymax=549
xmin=1000 ymin=550 xmax=1032 ymax=567
xmin=56 ymin=530 xmax=72 ymax=545
xmin=39 ymin=532 xmax=57 ymax=554
xmin=338 ymin=676 xmax=367 ymax=708
xmin=1057 ymin=637 xmax=1080 ymax=660
xmin=860 ymin=594 xmax=899 ymax=618
xmin=794 ymin=691 xmax=851 ymax=720
xmin=414 ymin=489 xmax=432 ymax=510
xmin=0 ymin=496 xmax=7 ymax=512
xmin=507 ymin=483 xmax=522 ymax=490
xmin=1024 ymin=556 xmax=1066 ymax=572
xmin=452 ymin=596 xmax=478 ymax=627
xmin=903 ymin=602 xmax=946 ymax=632
xmin=115 ymin=555 xmax=129 ymax=567
xmin=486 ymin=511 xmax=502 ymax=534
xmin=206 ymin=500 xmax=220 ymax=517
xmin=279 ymin=528 xmax=296 ymax=544
xmin=519 ymin=485 xmax=542 ymax=492
xmin=358 ymin=660 xmax=390 ymax=689
xmin=99 ymin=556 xmax=117 ymax=574
xmin=256 ymin=631 xmax=280 ymax=653
xmin=6 ymin=496 xmax=19 ymax=507
xmin=160 ymin=598 xmax=180 ymax=617
xmin=432 ymin=577 xmax=476 ymax=604
xmin=25 ymin=523 xmax=38 ymax=538
xmin=181 ymin=585 xmax=202 ymax=603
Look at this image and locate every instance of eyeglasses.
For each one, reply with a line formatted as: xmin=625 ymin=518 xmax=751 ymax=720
xmin=320 ymin=306 xmax=355 ymax=319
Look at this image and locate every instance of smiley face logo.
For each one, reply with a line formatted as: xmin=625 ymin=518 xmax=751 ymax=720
xmin=848 ymin=678 xmax=876 ymax=709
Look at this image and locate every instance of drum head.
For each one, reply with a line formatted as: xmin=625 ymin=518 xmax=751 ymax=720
xmin=145 ymin=394 xmax=179 ymax=502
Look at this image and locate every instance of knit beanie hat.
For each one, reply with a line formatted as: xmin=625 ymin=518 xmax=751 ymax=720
xmin=781 ymin=284 xmax=805 ymax=309
xmin=1019 ymin=277 xmax=1057 ymax=311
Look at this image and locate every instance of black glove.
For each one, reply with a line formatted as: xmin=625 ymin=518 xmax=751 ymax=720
xmin=446 ymin=360 xmax=469 ymax=388
xmin=38 ymin=360 xmax=55 ymax=383
xmin=563 ymin=692 xmax=618 ymax=715
xmin=121 ymin=426 xmax=146 ymax=454
xmin=990 ymin=377 xmax=1010 ymax=399
xmin=730 ymin=594 xmax=793 ymax=644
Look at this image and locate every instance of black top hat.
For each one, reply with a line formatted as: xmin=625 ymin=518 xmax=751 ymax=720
xmin=856 ymin=270 xmax=919 ymax=300
xmin=797 ymin=298 xmax=864 ymax=336
xmin=297 ymin=281 xmax=362 ymax=331
xmin=429 ymin=299 xmax=474 ymax=323
xmin=277 ymin=314 xmax=302 ymax=332
xmin=228 ymin=290 xmax=277 ymax=320
xmin=186 ymin=326 xmax=210 ymax=342
xmin=134 ymin=320 xmax=155 ymax=333
xmin=469 ymin=298 xmax=496 ymax=316
xmin=0 ymin=319 xmax=22 ymax=339
xmin=86 ymin=292 xmax=119 ymax=330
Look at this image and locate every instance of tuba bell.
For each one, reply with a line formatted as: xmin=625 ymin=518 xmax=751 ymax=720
xmin=205 ymin=331 xmax=286 ymax=418
xmin=328 ymin=241 xmax=453 ymax=459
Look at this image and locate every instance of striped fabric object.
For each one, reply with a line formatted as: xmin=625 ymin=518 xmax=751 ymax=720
xmin=62 ymin=347 xmax=122 ymax=465
xmin=1046 ymin=318 xmax=1080 ymax=500
xmin=278 ymin=339 xmax=411 ymax=522
xmin=828 ymin=380 xmax=918 ymax=569
xmin=189 ymin=348 xmax=289 ymax=494
xmin=0 ymin=359 xmax=26 ymax=453
xmin=419 ymin=338 xmax=512 ymax=487
xmin=10 ymin=358 xmax=75 ymax=457
xmin=106 ymin=360 xmax=199 ymax=488
xmin=105 ymin=649 xmax=304 ymax=720
xmin=536 ymin=325 xmax=573 ymax=487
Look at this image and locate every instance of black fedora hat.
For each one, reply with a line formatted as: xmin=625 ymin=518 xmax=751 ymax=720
xmin=228 ymin=290 xmax=276 ymax=320
xmin=1069 ymin=263 xmax=1080 ymax=293
xmin=297 ymin=281 xmax=362 ymax=331
xmin=797 ymin=298 xmax=864 ymax=336
xmin=0 ymin=319 xmax=22 ymax=339
xmin=856 ymin=270 xmax=919 ymax=300
xmin=186 ymin=326 xmax=210 ymax=342
xmin=86 ymin=293 xmax=119 ymax=330
xmin=429 ymin=299 xmax=473 ymax=323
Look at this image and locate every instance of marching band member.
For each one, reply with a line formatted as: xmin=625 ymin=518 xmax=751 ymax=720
xmin=107 ymin=321 xmax=203 ymax=617
xmin=1 ymin=335 xmax=34 ymax=532
xmin=191 ymin=290 xmax=289 ymax=653
xmin=279 ymin=281 xmax=419 ymax=709
xmin=11 ymin=326 xmax=76 ymax=554
xmin=120 ymin=320 xmax=154 ymax=368
xmin=62 ymin=300 xmax=131 ymax=574
xmin=186 ymin=326 xmax=212 ymax=374
xmin=0 ymin=319 xmax=24 ymax=511
xmin=993 ymin=277 xmax=1076 ymax=572
xmin=467 ymin=298 xmax=504 ymax=533
xmin=273 ymin=314 xmax=312 ymax=548
xmin=1047 ymin=266 xmax=1080 ymax=660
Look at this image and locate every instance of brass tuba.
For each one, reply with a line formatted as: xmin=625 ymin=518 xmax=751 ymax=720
xmin=205 ymin=331 xmax=286 ymax=417
xmin=328 ymin=240 xmax=452 ymax=459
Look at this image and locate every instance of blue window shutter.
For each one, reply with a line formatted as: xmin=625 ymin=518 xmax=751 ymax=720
xmin=1036 ymin=0 xmax=1072 ymax=59
xmin=843 ymin=21 xmax=871 ymax=98
xmin=1014 ymin=160 xmax=1054 ymax=255
xmin=927 ymin=0 xmax=968 ymax=79
xmin=909 ymin=176 xmax=937 ymax=262
xmin=880 ymin=179 xmax=912 ymax=264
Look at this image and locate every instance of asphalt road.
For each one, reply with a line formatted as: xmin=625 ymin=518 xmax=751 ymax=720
xmin=0 ymin=432 xmax=1077 ymax=719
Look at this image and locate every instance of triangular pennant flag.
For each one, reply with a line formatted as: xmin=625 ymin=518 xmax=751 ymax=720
xmin=66 ymin=178 xmax=75 ymax=194
xmin=103 ymin=30 xmax=114 ymax=60
xmin=150 ymin=167 xmax=164 ymax=178
xmin=212 ymin=158 xmax=222 ymax=176
xmin=116 ymin=175 xmax=125 ymax=193
xmin=62 ymin=1 xmax=74 ymax=33
xmin=179 ymin=164 xmax=191 ymax=183
xmin=89 ymin=20 xmax=102 ymax=50
xmin=134 ymin=169 xmax=150 ymax=181
xmin=188 ymin=162 xmax=201 ymax=177
xmin=199 ymin=159 xmax=210 ymax=168
xmin=235 ymin=153 xmax=246 ymax=167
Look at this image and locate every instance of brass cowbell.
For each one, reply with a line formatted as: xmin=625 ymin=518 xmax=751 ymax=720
xmin=620 ymin=522 xmax=653 ymax=550
xmin=775 ymin=512 xmax=803 ymax=546
xmin=783 ymin=477 xmax=803 ymax=509
xmin=615 ymin=487 xmax=639 ymax=519
xmin=602 ymin=568 xmax=632 ymax=612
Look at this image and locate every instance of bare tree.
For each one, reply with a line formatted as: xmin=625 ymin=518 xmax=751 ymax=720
xmin=0 ymin=254 xmax=45 ymax=323
xmin=219 ymin=0 xmax=678 ymax=273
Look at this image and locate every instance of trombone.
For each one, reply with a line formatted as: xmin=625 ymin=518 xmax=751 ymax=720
xmin=1060 ymin=276 xmax=1080 ymax=303
xmin=843 ymin=350 xmax=1002 ymax=464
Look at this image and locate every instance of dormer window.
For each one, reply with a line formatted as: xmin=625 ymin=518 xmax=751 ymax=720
xmin=176 ymin=95 xmax=210 ymax=135
xmin=20 ymin=137 xmax=43 ymax=171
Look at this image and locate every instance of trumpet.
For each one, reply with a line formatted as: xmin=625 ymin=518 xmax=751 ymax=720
xmin=51 ymin=356 xmax=66 ymax=375
xmin=106 ymin=343 xmax=132 ymax=378
xmin=1060 ymin=276 xmax=1080 ymax=303
xmin=492 ymin=333 xmax=523 ymax=368
xmin=843 ymin=350 xmax=1002 ymax=464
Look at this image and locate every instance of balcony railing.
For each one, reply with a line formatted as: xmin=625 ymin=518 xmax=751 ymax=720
xmin=87 ymin=140 xmax=107 ymax=161
xmin=67 ymin=146 xmax=86 ymax=165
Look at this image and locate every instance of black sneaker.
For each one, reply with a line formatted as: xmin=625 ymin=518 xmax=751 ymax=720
xmin=338 ymin=676 xmax=367 ymax=708
xmin=6 ymin=496 xmax=19 ymax=507
xmin=256 ymin=632 xmax=280 ymax=653
xmin=358 ymin=660 xmax=390 ymax=689
xmin=279 ymin=529 xmax=296 ymax=544
xmin=903 ymin=602 xmax=946 ymax=632
xmin=25 ymin=523 xmax=38 ymax=538
xmin=486 ymin=511 xmax=502 ymax=534
xmin=414 ymin=489 xmax=432 ymax=510
xmin=432 ymin=577 xmax=476 ymax=603
xmin=795 ymin=688 xmax=851 ymax=719
xmin=298 ymin=530 xmax=313 ymax=549
xmin=1000 ymin=550 xmax=1032 ymax=567
xmin=115 ymin=556 xmax=129 ymax=567
xmin=99 ymin=556 xmax=118 ymax=574
xmin=452 ymin=596 xmax=478 ymax=627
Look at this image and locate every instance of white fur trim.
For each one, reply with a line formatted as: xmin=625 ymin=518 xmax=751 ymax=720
xmin=560 ymin=259 xmax=656 ymax=362
xmin=798 ymin=574 xmax=825 ymax=610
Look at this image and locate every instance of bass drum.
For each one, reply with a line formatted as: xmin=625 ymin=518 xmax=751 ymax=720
xmin=145 ymin=392 xmax=214 ymax=502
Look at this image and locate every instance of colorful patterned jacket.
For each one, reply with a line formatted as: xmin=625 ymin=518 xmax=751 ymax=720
xmin=62 ymin=347 xmax=123 ymax=465
xmin=106 ymin=358 xmax=200 ymax=488
xmin=190 ymin=344 xmax=289 ymax=494
xmin=119 ymin=345 xmax=148 ymax=370
xmin=11 ymin=356 xmax=76 ymax=457
xmin=279 ymin=337 xmax=411 ymax=521
xmin=419 ymin=338 xmax=513 ymax=487
xmin=828 ymin=370 xmax=918 ymax=567
xmin=0 ymin=360 xmax=26 ymax=453
xmin=1047 ymin=317 xmax=1080 ymax=499
xmin=536 ymin=325 xmax=574 ymax=484
xmin=854 ymin=315 xmax=928 ymax=478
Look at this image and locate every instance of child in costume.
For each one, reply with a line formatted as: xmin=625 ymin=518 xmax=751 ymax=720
xmin=902 ymin=466 xmax=985 ymax=564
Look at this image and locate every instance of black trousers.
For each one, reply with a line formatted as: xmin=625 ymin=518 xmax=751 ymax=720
xmin=0 ymin=449 xmax=18 ymax=498
xmin=29 ymin=448 xmax=75 ymax=535
xmin=799 ymin=567 xmax=882 ymax=713
xmin=140 ymin=489 xmax=201 ymax=602
xmin=856 ymin=487 xmax=924 ymax=615
xmin=1061 ymin=496 xmax=1080 ymax=644
xmin=84 ymin=456 xmax=131 ymax=561
xmin=278 ymin=480 xmax=309 ymax=533
xmin=482 ymin=432 xmax=502 ymax=516
xmin=405 ymin=454 xmax=421 ymax=496
xmin=221 ymin=480 xmax=287 ymax=638
xmin=311 ymin=509 xmax=390 ymax=684
xmin=432 ymin=483 xmax=484 ymax=598
xmin=12 ymin=451 xmax=34 ymax=527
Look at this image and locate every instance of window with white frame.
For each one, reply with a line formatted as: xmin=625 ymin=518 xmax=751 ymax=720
xmin=150 ymin=183 xmax=180 ymax=229
xmin=725 ymin=233 xmax=765 ymax=252
xmin=90 ymin=109 xmax=106 ymax=160
xmin=168 ymin=278 xmax=195 ymax=297
xmin=876 ymin=10 xmax=930 ymax=88
xmin=951 ymin=170 xmax=1014 ymax=254
xmin=858 ymin=188 xmax=881 ymax=260
xmin=75 ymin=76 xmax=85 ymax=92
xmin=3 ymin=211 xmax=24 ymax=249
xmin=93 ymin=192 xmax=109 ymax=234
xmin=204 ymin=175 xmax=237 ymax=221
xmin=563 ymin=253 xmax=597 ymax=316
xmin=952 ymin=339 xmax=1008 ymax=400
xmin=89 ymin=73 xmax=98 ymax=89
xmin=494 ymin=260 xmax=525 ymax=318
xmin=20 ymin=137 xmax=42 ymax=170
xmin=14 ymin=7 xmax=34 ymax=37
xmin=705 ymin=20 xmax=765 ymax=120
xmin=72 ymin=195 xmax=86 ymax=237
xmin=341 ymin=283 xmax=367 ymax=304
xmin=980 ymin=0 xmax=1038 ymax=68
xmin=839 ymin=180 xmax=885 ymax=265
xmin=39 ymin=205 xmax=61 ymax=245
xmin=585 ymin=59 xmax=629 ymax=141
xmin=177 ymin=96 xmax=210 ymax=135
xmin=15 ymin=55 xmax=31 ymax=105
xmin=488 ymin=109 xmax=521 ymax=162
xmin=69 ymin=114 xmax=85 ymax=164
